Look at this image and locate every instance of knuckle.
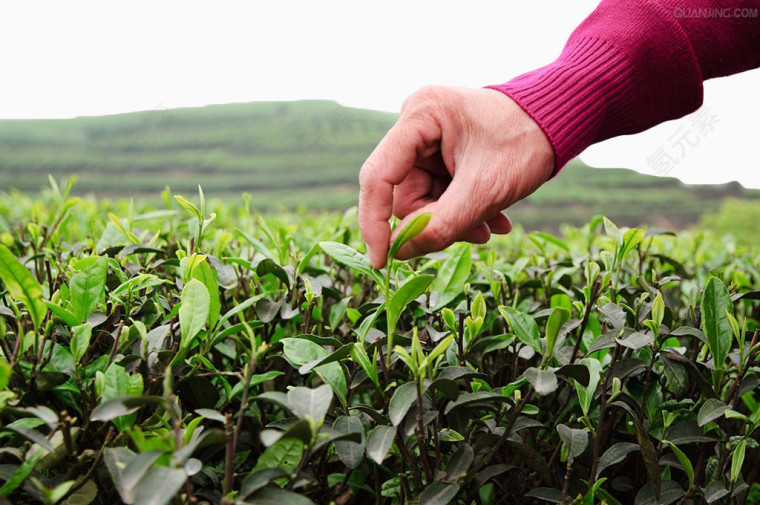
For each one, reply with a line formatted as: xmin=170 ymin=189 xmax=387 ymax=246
xmin=401 ymin=85 xmax=444 ymax=118
xmin=425 ymin=224 xmax=451 ymax=251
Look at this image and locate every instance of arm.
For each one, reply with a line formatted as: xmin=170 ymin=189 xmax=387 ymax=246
xmin=359 ymin=0 xmax=760 ymax=267
xmin=487 ymin=0 xmax=760 ymax=172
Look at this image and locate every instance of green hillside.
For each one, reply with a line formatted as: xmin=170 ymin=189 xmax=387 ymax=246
xmin=0 ymin=100 xmax=758 ymax=230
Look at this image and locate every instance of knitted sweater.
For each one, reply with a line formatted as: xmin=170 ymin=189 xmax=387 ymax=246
xmin=486 ymin=0 xmax=760 ymax=173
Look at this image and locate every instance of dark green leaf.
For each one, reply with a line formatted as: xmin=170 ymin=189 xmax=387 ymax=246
xmin=389 ymin=381 xmax=419 ymax=426
xmin=525 ymin=368 xmax=558 ymax=396
xmin=596 ymin=442 xmax=639 ymax=479
xmin=419 ymin=481 xmax=459 ymax=505
xmin=366 ymin=425 xmax=396 ymax=464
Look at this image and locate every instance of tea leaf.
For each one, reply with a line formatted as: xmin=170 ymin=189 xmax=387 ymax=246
xmin=0 ymin=244 xmax=47 ymax=329
xmin=179 ymin=279 xmax=210 ymax=349
xmin=388 ymin=213 xmax=432 ymax=260
xmin=366 ymin=425 xmax=396 ymax=464
xmin=701 ymin=277 xmax=733 ymax=369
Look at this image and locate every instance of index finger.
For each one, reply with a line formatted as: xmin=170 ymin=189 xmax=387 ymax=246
xmin=358 ymin=113 xmax=441 ymax=269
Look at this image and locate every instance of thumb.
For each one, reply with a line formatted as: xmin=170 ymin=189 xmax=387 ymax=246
xmin=392 ymin=179 xmax=480 ymax=260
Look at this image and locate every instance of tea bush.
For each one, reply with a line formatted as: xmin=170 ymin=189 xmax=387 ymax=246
xmin=0 ymin=183 xmax=759 ymax=505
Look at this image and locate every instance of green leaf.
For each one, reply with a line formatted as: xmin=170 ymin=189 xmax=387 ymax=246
xmin=319 ymin=241 xmax=383 ymax=286
xmin=333 ymin=415 xmax=365 ymax=470
xmin=256 ymin=258 xmax=291 ymax=288
xmin=618 ymin=228 xmax=644 ymax=260
xmin=576 ymin=358 xmax=602 ymax=417
xmin=174 ymin=194 xmax=201 ymax=221
xmin=730 ymin=439 xmax=746 ymax=482
xmin=387 ymin=274 xmax=433 ymax=330
xmin=651 ymin=291 xmax=664 ymax=327
xmin=350 ymin=343 xmax=379 ymax=388
xmin=557 ymin=424 xmax=588 ymax=458
xmin=104 ymin=448 xmax=162 ymax=504
xmin=186 ymin=254 xmax=221 ymax=328
xmin=443 ymin=391 xmax=510 ymax=415
xmin=281 ymin=338 xmax=347 ymax=405
xmin=132 ymin=466 xmax=187 ymax=505
xmin=431 ymin=243 xmax=471 ymax=309
xmin=70 ymin=322 xmax=92 ymax=364
xmin=0 ymin=244 xmax=47 ymax=329
xmin=697 ymin=398 xmax=729 ymax=427
xmin=664 ymin=441 xmax=694 ymax=489
xmin=389 ymin=381 xmax=419 ymax=426
xmin=419 ymin=481 xmax=460 ymax=505
xmin=525 ymin=367 xmax=558 ymax=396
xmin=0 ymin=450 xmax=44 ymax=496
xmin=69 ymin=256 xmax=108 ymax=323
xmin=545 ymin=307 xmax=570 ymax=359
xmin=243 ymin=487 xmax=316 ymax=505
xmin=44 ymin=301 xmax=81 ymax=328
xmin=240 ymin=468 xmax=288 ymax=500
xmin=499 ymin=306 xmax=541 ymax=354
xmin=701 ymin=277 xmax=733 ymax=369
xmin=595 ymin=442 xmax=639 ymax=479
xmin=287 ymin=385 xmax=333 ymax=423
xmin=366 ymin=425 xmax=396 ymax=464
xmin=471 ymin=292 xmax=486 ymax=320
xmin=388 ymin=213 xmax=432 ymax=259
xmin=445 ymin=444 xmax=474 ymax=482
xmin=253 ymin=438 xmax=304 ymax=474
xmin=179 ymin=279 xmax=210 ymax=349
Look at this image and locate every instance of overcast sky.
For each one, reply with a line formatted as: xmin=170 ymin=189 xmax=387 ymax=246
xmin=1 ymin=1 xmax=758 ymax=187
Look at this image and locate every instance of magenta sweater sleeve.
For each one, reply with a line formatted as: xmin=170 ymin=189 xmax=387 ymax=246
xmin=486 ymin=0 xmax=760 ymax=173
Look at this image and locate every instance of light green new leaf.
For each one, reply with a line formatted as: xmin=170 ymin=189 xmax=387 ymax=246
xmin=319 ymin=241 xmax=383 ymax=286
xmin=701 ymin=277 xmax=733 ymax=369
xmin=388 ymin=213 xmax=431 ymax=259
xmin=179 ymin=279 xmax=210 ymax=349
xmin=174 ymin=194 xmax=202 ymax=221
xmin=69 ymin=256 xmax=108 ymax=323
xmin=545 ymin=307 xmax=570 ymax=359
xmin=618 ymin=228 xmax=644 ymax=260
xmin=576 ymin=358 xmax=602 ymax=417
xmin=431 ymin=243 xmax=471 ymax=310
xmin=350 ymin=343 xmax=379 ymax=388
xmin=499 ymin=306 xmax=541 ymax=354
xmin=730 ymin=439 xmax=746 ymax=482
xmin=664 ymin=441 xmax=694 ymax=488
xmin=70 ymin=322 xmax=92 ymax=364
xmin=186 ymin=255 xmax=221 ymax=328
xmin=0 ymin=244 xmax=47 ymax=329
xmin=387 ymin=274 xmax=433 ymax=331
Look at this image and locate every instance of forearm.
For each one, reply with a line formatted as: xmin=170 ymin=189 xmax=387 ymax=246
xmin=487 ymin=0 xmax=760 ymax=173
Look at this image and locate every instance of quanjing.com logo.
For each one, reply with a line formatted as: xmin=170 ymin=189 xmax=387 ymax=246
xmin=674 ymin=7 xmax=758 ymax=18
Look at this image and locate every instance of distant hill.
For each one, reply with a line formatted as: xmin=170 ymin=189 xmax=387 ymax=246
xmin=0 ymin=100 xmax=757 ymax=230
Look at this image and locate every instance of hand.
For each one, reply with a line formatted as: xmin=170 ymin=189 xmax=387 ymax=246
xmin=358 ymin=85 xmax=555 ymax=269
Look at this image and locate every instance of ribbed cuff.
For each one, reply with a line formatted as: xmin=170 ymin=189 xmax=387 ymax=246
xmin=487 ymin=0 xmax=705 ymax=176
xmin=487 ymin=36 xmax=636 ymax=174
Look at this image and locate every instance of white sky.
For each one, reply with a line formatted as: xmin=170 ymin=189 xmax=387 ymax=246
xmin=1 ymin=1 xmax=758 ymax=188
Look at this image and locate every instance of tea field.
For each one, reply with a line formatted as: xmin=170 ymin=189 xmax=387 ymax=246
xmin=0 ymin=182 xmax=759 ymax=505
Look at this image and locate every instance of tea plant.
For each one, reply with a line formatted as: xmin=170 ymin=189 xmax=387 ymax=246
xmin=0 ymin=183 xmax=759 ymax=505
